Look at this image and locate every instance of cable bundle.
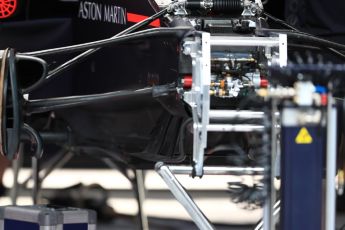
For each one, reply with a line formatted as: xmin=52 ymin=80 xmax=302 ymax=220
xmin=226 ymin=110 xmax=271 ymax=208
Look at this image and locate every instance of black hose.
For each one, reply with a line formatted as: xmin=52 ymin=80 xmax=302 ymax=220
xmin=289 ymin=44 xmax=345 ymax=60
xmin=18 ymin=6 xmax=173 ymax=93
xmin=21 ymin=132 xmax=70 ymax=143
xmin=258 ymin=28 xmax=345 ymax=51
xmin=285 ymin=31 xmax=345 ymax=51
xmin=22 ymin=123 xmax=43 ymax=159
xmin=22 ymin=27 xmax=192 ymax=57
xmin=263 ymin=12 xmax=298 ymax=31
xmin=26 ymin=87 xmax=154 ymax=114
xmin=262 ymin=13 xmax=345 ymax=60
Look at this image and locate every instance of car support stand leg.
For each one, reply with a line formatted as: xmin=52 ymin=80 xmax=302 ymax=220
xmin=10 ymin=144 xmax=23 ymax=205
xmin=326 ymin=93 xmax=337 ymax=230
xmin=155 ymin=163 xmax=266 ymax=229
xmin=155 ymin=162 xmax=215 ymax=230
xmin=134 ymin=169 xmax=149 ymax=230
xmin=31 ymin=156 xmax=40 ymax=204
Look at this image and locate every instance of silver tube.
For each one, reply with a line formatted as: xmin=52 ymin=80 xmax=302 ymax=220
xmin=209 ymin=110 xmax=265 ymax=121
xmin=155 ymin=162 xmax=215 ymax=230
xmin=135 ymin=170 xmax=149 ymax=230
xmin=168 ymin=165 xmax=265 ymax=175
xmin=32 ymin=157 xmax=39 ymax=205
xmin=263 ymin=98 xmax=278 ymax=230
xmin=11 ymin=144 xmax=23 ymax=205
xmin=207 ymin=124 xmax=265 ymax=132
xmin=210 ymin=36 xmax=280 ymax=47
xmin=325 ymin=95 xmax=337 ymax=230
xmin=254 ymin=200 xmax=281 ymax=230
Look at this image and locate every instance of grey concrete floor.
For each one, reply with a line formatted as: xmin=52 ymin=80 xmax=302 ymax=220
xmin=3 ymin=169 xmax=345 ymax=229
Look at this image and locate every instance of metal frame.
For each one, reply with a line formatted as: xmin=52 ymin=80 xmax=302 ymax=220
xmin=155 ymin=162 xmax=215 ymax=230
xmin=263 ymin=99 xmax=278 ymax=230
xmin=255 ymin=200 xmax=281 ymax=230
xmin=210 ymin=36 xmax=283 ymax=47
xmin=134 ymin=170 xmax=149 ymax=230
xmin=209 ymin=110 xmax=265 ymax=121
xmin=155 ymin=162 xmax=265 ymax=230
xmin=11 ymin=148 xmax=74 ymax=204
xmin=183 ymin=32 xmax=211 ymax=177
xmin=168 ymin=165 xmax=265 ymax=175
xmin=182 ymin=33 xmax=287 ymax=178
xmin=325 ymin=94 xmax=337 ymax=230
xmin=179 ymin=33 xmax=288 ymax=229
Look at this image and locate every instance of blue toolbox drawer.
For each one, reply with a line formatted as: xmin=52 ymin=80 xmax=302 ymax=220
xmin=0 ymin=205 xmax=96 ymax=230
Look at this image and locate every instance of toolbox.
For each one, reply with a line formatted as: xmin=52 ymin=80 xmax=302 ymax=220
xmin=0 ymin=205 xmax=96 ymax=230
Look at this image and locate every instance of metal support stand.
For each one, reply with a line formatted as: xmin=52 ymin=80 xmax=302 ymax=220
xmin=155 ymin=163 xmax=266 ymax=229
xmin=255 ymin=200 xmax=281 ymax=230
xmin=326 ymin=94 xmax=337 ymax=230
xmin=168 ymin=165 xmax=264 ymax=175
xmin=10 ymin=148 xmax=73 ymax=204
xmin=10 ymin=144 xmax=23 ymax=205
xmin=134 ymin=170 xmax=149 ymax=230
xmin=21 ymin=149 xmax=72 ymax=187
xmin=263 ymin=99 xmax=278 ymax=230
xmin=32 ymin=156 xmax=39 ymax=204
xmin=38 ymin=150 xmax=74 ymax=183
xmin=155 ymin=162 xmax=215 ymax=230
xmin=182 ymin=34 xmax=287 ymax=177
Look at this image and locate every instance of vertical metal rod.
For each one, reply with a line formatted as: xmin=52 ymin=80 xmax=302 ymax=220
xmin=263 ymin=99 xmax=278 ymax=230
xmin=10 ymin=144 xmax=23 ymax=205
xmin=155 ymin=162 xmax=215 ymax=230
xmin=32 ymin=157 xmax=40 ymax=205
xmin=255 ymin=200 xmax=281 ymax=230
xmin=192 ymin=32 xmax=211 ymax=177
xmin=263 ymin=202 xmax=271 ymax=230
xmin=325 ymin=94 xmax=337 ymax=230
xmin=134 ymin=170 xmax=149 ymax=230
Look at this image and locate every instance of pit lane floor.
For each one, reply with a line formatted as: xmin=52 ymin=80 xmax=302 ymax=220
xmin=1 ymin=169 xmax=345 ymax=229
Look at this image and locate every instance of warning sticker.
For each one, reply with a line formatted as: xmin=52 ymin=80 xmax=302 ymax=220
xmin=295 ymin=127 xmax=313 ymax=144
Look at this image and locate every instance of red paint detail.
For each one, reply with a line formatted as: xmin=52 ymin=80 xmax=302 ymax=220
xmin=127 ymin=13 xmax=160 ymax=27
xmin=321 ymin=94 xmax=327 ymax=106
xmin=183 ymin=75 xmax=192 ymax=89
xmin=0 ymin=0 xmax=17 ymax=19
xmin=260 ymin=78 xmax=268 ymax=88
